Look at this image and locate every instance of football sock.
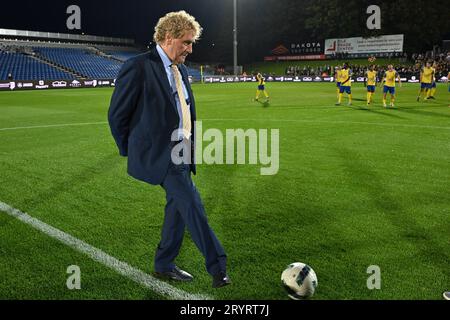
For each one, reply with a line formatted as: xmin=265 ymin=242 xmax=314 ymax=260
xmin=430 ymin=88 xmax=436 ymax=97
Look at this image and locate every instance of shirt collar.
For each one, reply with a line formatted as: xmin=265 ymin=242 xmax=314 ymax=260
xmin=156 ymin=44 xmax=173 ymax=69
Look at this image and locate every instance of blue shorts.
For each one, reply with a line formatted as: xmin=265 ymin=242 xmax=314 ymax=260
xmin=258 ymin=85 xmax=265 ymax=90
xmin=336 ymin=82 xmax=341 ymax=88
xmin=367 ymin=85 xmax=376 ymax=92
xmin=431 ymin=82 xmax=436 ymax=88
xmin=421 ymin=83 xmax=432 ymax=89
xmin=383 ymin=86 xmax=395 ymax=95
xmin=339 ymin=86 xmax=351 ymax=94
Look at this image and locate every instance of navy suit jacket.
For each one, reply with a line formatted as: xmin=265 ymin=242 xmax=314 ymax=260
xmin=108 ymin=47 xmax=197 ymax=185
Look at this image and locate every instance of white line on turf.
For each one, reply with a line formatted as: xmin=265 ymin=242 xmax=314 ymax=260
xmin=0 ymin=201 xmax=211 ymax=300
xmin=203 ymin=118 xmax=450 ymax=130
xmin=0 ymin=122 xmax=108 ymax=131
xmin=0 ymin=118 xmax=449 ymax=131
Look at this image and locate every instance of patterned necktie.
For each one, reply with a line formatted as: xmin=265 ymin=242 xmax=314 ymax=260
xmin=170 ymin=64 xmax=191 ymax=140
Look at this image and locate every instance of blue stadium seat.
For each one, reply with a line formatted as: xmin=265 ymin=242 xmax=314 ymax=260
xmin=33 ymin=47 xmax=123 ymax=79
xmin=0 ymin=51 xmax=75 ymax=81
xmin=0 ymin=45 xmax=204 ymax=81
xmin=104 ymin=50 xmax=141 ymax=62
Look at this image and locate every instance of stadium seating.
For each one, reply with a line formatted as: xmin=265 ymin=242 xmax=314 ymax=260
xmin=103 ymin=50 xmax=141 ymax=62
xmin=186 ymin=67 xmax=202 ymax=81
xmin=0 ymin=41 xmax=206 ymax=81
xmin=100 ymin=49 xmax=207 ymax=81
xmin=0 ymin=50 xmax=75 ymax=81
xmin=33 ymin=47 xmax=123 ymax=79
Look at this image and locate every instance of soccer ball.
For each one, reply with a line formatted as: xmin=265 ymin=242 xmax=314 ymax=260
xmin=281 ymin=262 xmax=318 ymax=299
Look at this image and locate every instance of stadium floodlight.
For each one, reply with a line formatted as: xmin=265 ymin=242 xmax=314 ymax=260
xmin=233 ymin=0 xmax=238 ymax=76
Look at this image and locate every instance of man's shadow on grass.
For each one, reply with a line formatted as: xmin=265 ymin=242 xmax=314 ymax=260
xmin=394 ymin=104 xmax=450 ymax=119
xmin=255 ymin=100 xmax=270 ymax=108
xmin=346 ymin=104 xmax=406 ymax=119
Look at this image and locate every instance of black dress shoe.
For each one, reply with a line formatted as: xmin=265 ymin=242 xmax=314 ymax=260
xmin=154 ymin=266 xmax=193 ymax=282
xmin=212 ymin=271 xmax=231 ymax=288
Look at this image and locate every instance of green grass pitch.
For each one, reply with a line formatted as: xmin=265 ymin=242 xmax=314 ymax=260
xmin=0 ymin=82 xmax=449 ymax=300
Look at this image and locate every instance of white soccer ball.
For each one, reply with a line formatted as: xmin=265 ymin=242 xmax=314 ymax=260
xmin=281 ymin=262 xmax=318 ymax=299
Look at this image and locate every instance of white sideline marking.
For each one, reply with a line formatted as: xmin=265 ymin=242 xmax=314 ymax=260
xmin=0 ymin=122 xmax=107 ymax=131
xmin=0 ymin=201 xmax=211 ymax=300
xmin=203 ymin=118 xmax=450 ymax=130
xmin=0 ymin=118 xmax=449 ymax=131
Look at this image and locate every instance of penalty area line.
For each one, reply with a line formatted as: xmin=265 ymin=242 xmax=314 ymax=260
xmin=1 ymin=118 xmax=448 ymax=132
xmin=203 ymin=118 xmax=450 ymax=130
xmin=0 ymin=122 xmax=108 ymax=131
xmin=0 ymin=201 xmax=211 ymax=300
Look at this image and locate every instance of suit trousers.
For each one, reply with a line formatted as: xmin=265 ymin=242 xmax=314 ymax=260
xmin=154 ymin=161 xmax=227 ymax=276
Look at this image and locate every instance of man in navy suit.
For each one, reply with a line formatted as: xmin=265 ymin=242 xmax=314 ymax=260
xmin=108 ymin=11 xmax=230 ymax=288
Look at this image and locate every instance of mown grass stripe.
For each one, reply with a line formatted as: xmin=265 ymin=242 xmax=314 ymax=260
xmin=0 ymin=201 xmax=212 ymax=300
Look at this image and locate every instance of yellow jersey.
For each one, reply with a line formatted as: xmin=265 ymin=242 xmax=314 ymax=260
xmin=257 ymin=74 xmax=265 ymax=86
xmin=340 ymin=68 xmax=351 ymax=87
xmin=384 ymin=70 xmax=398 ymax=87
xmin=336 ymin=70 xmax=342 ymax=83
xmin=366 ymin=70 xmax=377 ymax=86
xmin=421 ymin=67 xmax=434 ymax=84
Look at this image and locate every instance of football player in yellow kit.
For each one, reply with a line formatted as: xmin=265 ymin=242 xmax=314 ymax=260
xmin=447 ymin=71 xmax=450 ymax=107
xmin=448 ymin=71 xmax=450 ymax=93
xmin=255 ymin=73 xmax=269 ymax=102
xmin=334 ymin=66 xmax=342 ymax=99
xmin=428 ymin=61 xmax=438 ymax=99
xmin=417 ymin=61 xmax=434 ymax=101
xmin=381 ymin=64 xmax=401 ymax=108
xmin=365 ymin=65 xmax=377 ymax=105
xmin=335 ymin=63 xmax=352 ymax=106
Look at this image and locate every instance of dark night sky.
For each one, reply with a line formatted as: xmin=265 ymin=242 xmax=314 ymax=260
xmin=1 ymin=1 xmax=449 ymax=64
xmin=0 ymin=1 xmax=222 ymax=43
xmin=0 ymin=0 xmax=236 ymax=61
